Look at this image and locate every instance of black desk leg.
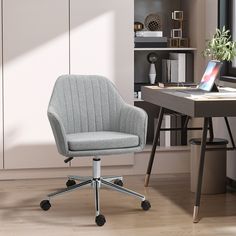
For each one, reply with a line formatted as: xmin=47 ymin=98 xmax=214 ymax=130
xmin=183 ymin=116 xmax=190 ymax=129
xmin=224 ymin=117 xmax=236 ymax=149
xmin=209 ymin=118 xmax=214 ymax=141
xmin=193 ymin=117 xmax=209 ymax=223
xmin=144 ymin=107 xmax=164 ymax=187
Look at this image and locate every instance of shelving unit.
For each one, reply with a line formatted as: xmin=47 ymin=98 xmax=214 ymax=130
xmin=134 ymin=98 xmax=144 ymax=102
xmin=134 ymin=0 xmax=196 ymax=146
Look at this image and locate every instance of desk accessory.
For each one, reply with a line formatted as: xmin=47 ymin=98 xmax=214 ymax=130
xmin=147 ymin=52 xmax=158 ymax=84
xmin=144 ymin=13 xmax=162 ymax=31
xmin=169 ymin=11 xmax=189 ymax=47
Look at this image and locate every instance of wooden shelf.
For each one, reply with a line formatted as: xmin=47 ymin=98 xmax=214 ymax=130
xmin=134 ymin=98 xmax=144 ymax=102
xmin=134 ymin=47 xmax=197 ymax=51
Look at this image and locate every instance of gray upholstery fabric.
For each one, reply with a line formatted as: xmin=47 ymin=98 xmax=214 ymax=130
xmin=48 ymin=75 xmax=148 ymax=157
xmin=67 ymin=131 xmax=139 ymax=151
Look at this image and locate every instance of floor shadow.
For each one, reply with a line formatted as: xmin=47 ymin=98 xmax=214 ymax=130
xmin=149 ymin=174 xmax=236 ymax=219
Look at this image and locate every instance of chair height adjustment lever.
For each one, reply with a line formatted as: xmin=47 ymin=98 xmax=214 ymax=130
xmin=64 ymin=157 xmax=74 ymax=163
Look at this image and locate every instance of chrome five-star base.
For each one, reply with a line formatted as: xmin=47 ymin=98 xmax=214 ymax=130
xmin=40 ymin=157 xmax=151 ymax=226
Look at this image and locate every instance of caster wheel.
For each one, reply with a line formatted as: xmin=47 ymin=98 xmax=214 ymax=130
xmin=95 ymin=214 xmax=106 ymax=226
xmin=114 ymin=179 xmax=123 ymax=187
xmin=40 ymin=200 xmax=51 ymax=211
xmin=66 ymin=179 xmax=76 ymax=187
xmin=141 ymin=200 xmax=151 ymax=211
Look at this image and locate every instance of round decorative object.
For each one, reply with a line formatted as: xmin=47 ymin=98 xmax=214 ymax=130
xmin=147 ymin=52 xmax=158 ymax=63
xmin=144 ymin=13 xmax=162 ymax=31
xmin=134 ymin=22 xmax=144 ymax=32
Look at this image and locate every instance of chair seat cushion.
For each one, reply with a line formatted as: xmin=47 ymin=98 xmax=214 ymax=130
xmin=67 ymin=131 xmax=139 ymax=151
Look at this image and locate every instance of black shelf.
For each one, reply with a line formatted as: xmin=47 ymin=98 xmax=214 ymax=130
xmin=220 ymin=76 xmax=236 ymax=83
xmin=134 ymin=82 xmax=158 ymax=92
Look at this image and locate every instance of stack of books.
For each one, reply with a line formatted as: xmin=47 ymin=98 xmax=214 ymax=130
xmin=157 ymin=114 xmax=188 ymax=147
xmin=162 ymin=53 xmax=193 ymax=83
xmin=134 ymin=30 xmax=167 ymax=48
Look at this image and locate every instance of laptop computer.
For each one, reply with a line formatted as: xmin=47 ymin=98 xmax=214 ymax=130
xmin=179 ymin=60 xmax=222 ymax=94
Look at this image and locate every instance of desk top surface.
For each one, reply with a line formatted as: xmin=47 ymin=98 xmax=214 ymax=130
xmin=141 ymin=86 xmax=236 ymax=117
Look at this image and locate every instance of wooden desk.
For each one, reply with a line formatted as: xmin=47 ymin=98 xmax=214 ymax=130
xmin=142 ymin=86 xmax=236 ymax=223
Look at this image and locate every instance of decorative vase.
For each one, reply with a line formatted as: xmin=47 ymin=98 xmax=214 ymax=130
xmin=149 ymin=63 xmax=156 ymax=84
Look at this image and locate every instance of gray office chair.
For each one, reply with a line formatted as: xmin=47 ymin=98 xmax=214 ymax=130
xmin=40 ymin=75 xmax=150 ymax=226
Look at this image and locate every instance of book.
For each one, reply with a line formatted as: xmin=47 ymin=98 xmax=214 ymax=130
xmin=164 ymin=115 xmax=171 ymax=147
xmin=136 ymin=31 xmax=163 ymax=37
xmin=162 ymin=59 xmax=178 ymax=83
xmin=134 ymin=37 xmax=167 ymax=43
xmin=169 ymin=53 xmax=186 ymax=82
xmin=154 ymin=117 xmax=165 ymax=146
xmin=169 ymin=53 xmax=194 ymax=83
xmin=186 ymin=53 xmax=194 ymax=83
xmin=135 ymin=42 xmax=167 ymax=48
xmin=170 ymin=114 xmax=177 ymax=146
xmin=158 ymin=82 xmax=196 ymax=88
xmin=162 ymin=59 xmax=170 ymax=83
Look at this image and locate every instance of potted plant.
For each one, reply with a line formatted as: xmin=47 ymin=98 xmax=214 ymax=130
xmin=203 ymin=26 xmax=236 ymax=62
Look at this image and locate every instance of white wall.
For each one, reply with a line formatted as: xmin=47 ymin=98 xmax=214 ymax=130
xmin=3 ymin=0 xmax=69 ymax=169
xmin=70 ymin=0 xmax=134 ymax=105
xmin=0 ymin=4 xmax=2 ymax=169
xmin=205 ymin=0 xmax=218 ymax=40
xmin=183 ymin=0 xmax=206 ymax=83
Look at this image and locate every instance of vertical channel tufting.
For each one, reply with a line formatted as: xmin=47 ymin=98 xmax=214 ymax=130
xmin=102 ymin=79 xmax=110 ymax=130
xmin=48 ymin=74 xmax=147 ymax=157
xmin=78 ymin=78 xmax=88 ymax=132
xmin=71 ymin=77 xmax=79 ymax=132
xmin=68 ymin=78 xmax=76 ymax=133
xmin=107 ymin=80 xmax=111 ymax=130
xmin=75 ymin=78 xmax=82 ymax=132
xmin=65 ymin=78 xmax=74 ymax=133
xmin=98 ymin=78 xmax=104 ymax=131
xmin=91 ymin=79 xmax=98 ymax=131
xmin=85 ymin=78 xmax=96 ymax=132
xmin=109 ymin=81 xmax=117 ymax=131
xmin=116 ymin=91 xmax=121 ymax=132
xmin=92 ymin=79 xmax=101 ymax=131
xmin=49 ymin=75 xmax=125 ymax=135
xmin=125 ymin=108 xmax=131 ymax=134
xmin=62 ymin=79 xmax=69 ymax=132
xmin=113 ymin=88 xmax=117 ymax=131
xmin=82 ymin=79 xmax=88 ymax=132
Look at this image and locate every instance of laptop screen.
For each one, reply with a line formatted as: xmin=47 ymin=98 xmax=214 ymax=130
xmin=198 ymin=60 xmax=222 ymax=91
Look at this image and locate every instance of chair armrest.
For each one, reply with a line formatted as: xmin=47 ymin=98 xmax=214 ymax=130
xmin=119 ymin=104 xmax=148 ymax=150
xmin=48 ymin=110 xmax=69 ymax=156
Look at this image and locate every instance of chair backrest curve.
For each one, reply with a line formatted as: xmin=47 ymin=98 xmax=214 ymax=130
xmin=48 ymin=75 xmax=125 ymax=134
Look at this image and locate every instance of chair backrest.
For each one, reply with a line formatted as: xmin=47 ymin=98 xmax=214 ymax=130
xmin=48 ymin=75 xmax=125 ymax=134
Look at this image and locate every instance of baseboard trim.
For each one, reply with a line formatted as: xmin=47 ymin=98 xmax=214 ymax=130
xmin=0 ymin=148 xmax=191 ymax=180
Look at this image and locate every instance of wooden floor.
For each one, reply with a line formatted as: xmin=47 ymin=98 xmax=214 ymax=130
xmin=1 ymin=174 xmax=236 ymax=236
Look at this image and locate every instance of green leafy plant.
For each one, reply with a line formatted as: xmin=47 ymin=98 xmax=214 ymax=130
xmin=203 ymin=26 xmax=236 ymax=62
